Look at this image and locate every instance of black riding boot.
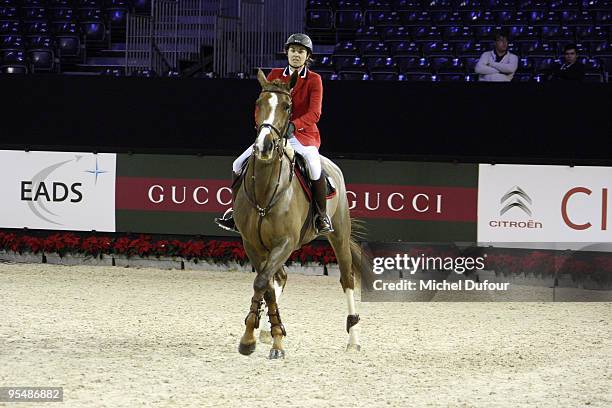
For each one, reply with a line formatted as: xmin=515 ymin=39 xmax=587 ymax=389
xmin=215 ymin=171 xmax=240 ymax=232
xmin=312 ymin=176 xmax=334 ymax=235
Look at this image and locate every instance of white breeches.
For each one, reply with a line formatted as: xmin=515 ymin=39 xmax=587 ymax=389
xmin=232 ymin=137 xmax=322 ymax=180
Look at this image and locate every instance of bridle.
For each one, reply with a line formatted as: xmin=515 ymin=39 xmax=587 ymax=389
xmin=243 ymin=87 xmax=297 ymax=251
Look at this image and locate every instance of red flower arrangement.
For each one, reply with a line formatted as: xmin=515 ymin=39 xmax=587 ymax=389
xmin=0 ymin=231 xmax=337 ymax=265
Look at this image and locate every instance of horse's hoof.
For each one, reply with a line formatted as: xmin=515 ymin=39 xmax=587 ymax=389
xmin=259 ymin=330 xmax=273 ymax=344
xmin=238 ymin=342 xmax=256 ymax=356
xmin=346 ymin=344 xmax=361 ymax=352
xmin=268 ymin=348 xmax=285 ymax=359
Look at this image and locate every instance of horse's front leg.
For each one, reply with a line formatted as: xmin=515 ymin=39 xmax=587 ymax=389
xmin=263 ymin=265 xmax=288 ymax=358
xmin=238 ymin=239 xmax=292 ymax=358
xmin=259 ymin=267 xmax=287 ymax=345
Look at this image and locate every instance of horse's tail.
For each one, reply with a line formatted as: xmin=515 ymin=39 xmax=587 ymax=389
xmin=349 ymin=217 xmax=371 ymax=290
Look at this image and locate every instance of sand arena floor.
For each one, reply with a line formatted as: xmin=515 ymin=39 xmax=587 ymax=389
xmin=0 ymin=262 xmax=610 ymax=408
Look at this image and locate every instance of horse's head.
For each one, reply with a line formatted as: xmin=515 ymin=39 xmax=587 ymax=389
xmin=253 ymin=68 xmax=298 ymax=162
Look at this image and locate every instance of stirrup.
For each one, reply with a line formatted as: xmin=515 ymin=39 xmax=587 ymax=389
xmin=315 ymin=214 xmax=334 ymax=235
xmin=214 ymin=208 xmax=239 ymax=232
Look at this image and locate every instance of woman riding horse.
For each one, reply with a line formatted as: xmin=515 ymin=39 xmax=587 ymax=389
xmin=215 ymin=33 xmax=333 ymax=235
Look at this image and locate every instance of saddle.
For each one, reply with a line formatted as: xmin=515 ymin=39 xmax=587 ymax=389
xmin=232 ymin=152 xmax=337 ymax=203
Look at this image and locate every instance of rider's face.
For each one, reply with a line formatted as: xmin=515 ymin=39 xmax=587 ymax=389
xmin=287 ymin=45 xmax=308 ymax=69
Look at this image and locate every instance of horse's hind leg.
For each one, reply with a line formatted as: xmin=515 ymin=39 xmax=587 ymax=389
xmin=328 ymin=230 xmax=361 ymax=352
xmin=260 ymin=267 xmax=287 ymax=344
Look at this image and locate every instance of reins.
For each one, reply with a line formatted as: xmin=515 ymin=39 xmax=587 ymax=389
xmin=242 ymin=88 xmax=296 ymax=252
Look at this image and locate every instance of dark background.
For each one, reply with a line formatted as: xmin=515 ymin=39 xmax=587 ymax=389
xmin=2 ymin=75 xmax=611 ymax=165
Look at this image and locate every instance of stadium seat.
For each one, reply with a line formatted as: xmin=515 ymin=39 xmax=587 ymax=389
xmin=522 ymin=41 xmax=557 ymax=57
xmin=307 ymin=0 xmax=332 ymax=7
xmin=549 ymin=0 xmax=579 ymax=10
xmin=333 ymin=41 xmax=360 ymax=56
xmin=436 ymin=72 xmax=467 ymax=81
xmin=28 ymin=49 xmax=54 ymax=72
xmin=462 ymin=10 xmax=495 ymax=25
xmin=0 ymin=5 xmax=17 ymax=19
xmin=0 ymin=63 xmax=27 ymax=73
xmin=81 ymin=21 xmax=105 ymax=41
xmin=397 ymin=55 xmax=430 ymax=72
xmin=512 ymin=72 xmax=533 ymax=81
xmin=78 ymin=7 xmax=102 ymax=21
xmin=0 ymin=20 xmax=19 ymax=34
xmin=463 ymin=56 xmax=480 ymax=72
xmin=361 ymin=41 xmax=389 ymax=56
xmin=581 ymin=0 xmax=612 ymax=11
xmin=430 ymin=56 xmax=464 ymax=72
xmin=336 ymin=10 xmax=363 ymax=29
xmin=457 ymin=0 xmax=483 ymax=11
xmin=578 ymin=56 xmax=602 ymax=73
xmin=107 ymin=8 xmax=127 ymax=26
xmin=525 ymin=10 xmax=546 ymax=25
xmin=356 ymin=26 xmax=382 ymax=41
xmin=382 ymin=25 xmax=410 ymax=41
xmin=456 ymin=40 xmax=487 ymax=57
xmin=473 ymin=25 xmax=495 ymax=41
xmin=365 ymin=0 xmax=393 ymax=9
xmin=393 ymin=0 xmax=422 ymax=12
xmin=541 ymin=25 xmax=574 ymax=41
xmin=430 ymin=11 xmax=463 ymax=26
xmin=487 ymin=0 xmax=516 ymax=11
xmin=516 ymin=56 xmax=535 ymax=73
xmin=57 ymin=35 xmax=80 ymax=57
xmin=338 ymin=72 xmax=368 ymax=80
xmin=365 ymin=10 xmax=400 ymax=26
xmin=23 ymin=21 xmax=49 ymax=35
xmin=1 ymin=48 xmax=25 ymax=64
xmin=306 ymin=9 xmax=333 ymax=30
xmin=0 ymin=34 xmax=21 ymax=48
xmin=388 ymin=40 xmax=420 ymax=56
xmin=576 ymin=26 xmax=608 ymax=41
xmin=561 ymin=11 xmax=594 ymax=25
xmin=333 ymin=55 xmax=363 ymax=70
xmin=404 ymin=72 xmax=433 ymax=81
xmin=52 ymin=22 xmax=78 ymax=35
xmin=592 ymin=41 xmax=612 ymax=56
xmin=443 ymin=26 xmax=473 ymax=42
xmin=428 ymin=0 xmax=453 ymax=11
xmin=26 ymin=35 xmax=53 ymax=49
xmin=130 ymin=69 xmax=157 ymax=77
xmin=337 ymin=0 xmax=363 ymax=9
xmin=23 ymin=7 xmax=46 ymax=20
xmin=413 ymin=26 xmax=442 ymax=41
xmin=50 ymin=7 xmax=75 ymax=21
xmin=370 ymin=71 xmax=399 ymax=80
xmin=583 ymin=72 xmax=604 ymax=82
xmin=594 ymin=10 xmax=612 ymax=24
xmin=399 ymin=11 xmax=430 ymax=27
xmin=365 ymin=55 xmax=396 ymax=71
xmin=422 ymin=41 xmax=454 ymax=56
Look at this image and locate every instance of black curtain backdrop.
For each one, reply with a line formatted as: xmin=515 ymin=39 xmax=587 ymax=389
xmin=2 ymin=75 xmax=611 ymax=165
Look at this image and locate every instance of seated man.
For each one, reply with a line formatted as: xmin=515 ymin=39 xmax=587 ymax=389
xmin=475 ymin=31 xmax=518 ymax=82
xmin=550 ymin=43 xmax=585 ymax=81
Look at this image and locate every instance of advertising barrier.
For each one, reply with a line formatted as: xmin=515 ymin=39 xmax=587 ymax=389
xmin=115 ymin=154 xmax=478 ymax=241
xmin=0 ymin=150 xmax=116 ymax=232
xmin=478 ymin=164 xmax=611 ymax=251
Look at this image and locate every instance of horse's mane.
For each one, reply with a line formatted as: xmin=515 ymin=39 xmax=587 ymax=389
xmin=263 ymin=79 xmax=289 ymax=93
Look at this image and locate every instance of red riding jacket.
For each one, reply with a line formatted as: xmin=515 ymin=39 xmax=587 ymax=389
xmin=256 ymin=66 xmax=323 ymax=148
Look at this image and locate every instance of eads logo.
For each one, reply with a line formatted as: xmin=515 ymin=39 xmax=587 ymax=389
xmin=20 ymin=156 xmax=107 ymax=225
xmin=489 ymin=186 xmax=544 ymax=229
xmin=561 ymin=187 xmax=608 ymax=231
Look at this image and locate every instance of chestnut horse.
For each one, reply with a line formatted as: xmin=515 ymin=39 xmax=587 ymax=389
xmin=235 ymin=69 xmax=366 ymax=359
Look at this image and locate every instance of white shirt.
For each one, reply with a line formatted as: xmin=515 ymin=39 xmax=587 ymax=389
xmin=475 ymin=50 xmax=518 ymax=82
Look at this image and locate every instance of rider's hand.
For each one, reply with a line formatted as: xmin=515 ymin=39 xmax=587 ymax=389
xmin=287 ymin=122 xmax=295 ymax=138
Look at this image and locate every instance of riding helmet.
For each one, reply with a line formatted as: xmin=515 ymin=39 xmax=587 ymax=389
xmin=284 ymin=33 xmax=313 ymax=56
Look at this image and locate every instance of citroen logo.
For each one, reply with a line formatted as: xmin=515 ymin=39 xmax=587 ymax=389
xmin=500 ymin=186 xmax=532 ymax=216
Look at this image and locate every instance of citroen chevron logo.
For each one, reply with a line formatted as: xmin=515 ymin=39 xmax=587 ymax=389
xmin=500 ymin=186 xmax=532 ymax=216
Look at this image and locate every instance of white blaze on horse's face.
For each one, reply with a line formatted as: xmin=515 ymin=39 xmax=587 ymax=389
xmin=254 ymin=92 xmax=278 ymax=162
